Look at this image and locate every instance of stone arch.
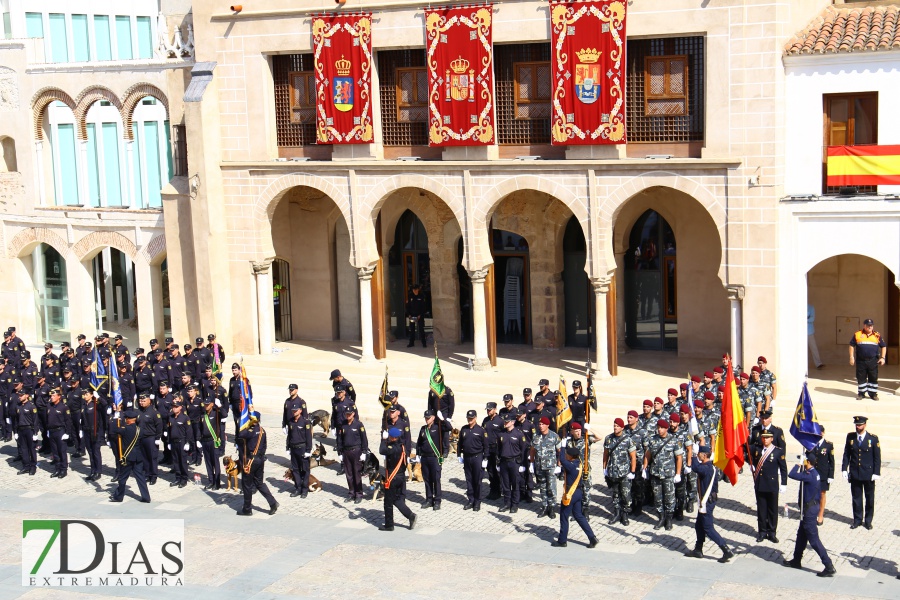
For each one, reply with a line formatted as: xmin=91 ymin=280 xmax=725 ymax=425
xmin=31 ymin=87 xmax=76 ymax=140
xmin=122 ymin=83 xmax=170 ymax=141
xmin=141 ymin=233 xmax=167 ymax=266
xmin=254 ymin=172 xmax=351 ymax=260
xmin=366 ymin=174 xmax=463 ymax=227
xmin=477 ymin=175 xmax=588 ymax=225
xmin=73 ymin=86 xmax=125 ymax=140
xmin=72 ymin=231 xmax=139 ymax=263
xmin=7 ymin=227 xmax=73 ymax=260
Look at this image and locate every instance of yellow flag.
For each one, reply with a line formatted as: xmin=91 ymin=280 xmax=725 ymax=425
xmin=555 ymin=374 xmax=572 ymax=430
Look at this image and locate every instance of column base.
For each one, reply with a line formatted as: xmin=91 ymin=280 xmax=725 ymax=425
xmin=472 ymin=358 xmax=492 ymax=372
xmin=358 ymin=353 xmax=377 ymax=364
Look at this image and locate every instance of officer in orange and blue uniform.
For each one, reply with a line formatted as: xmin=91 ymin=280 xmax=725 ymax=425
xmin=849 ymin=318 xmax=886 ymax=400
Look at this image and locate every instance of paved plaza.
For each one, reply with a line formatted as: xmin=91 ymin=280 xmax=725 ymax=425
xmin=4 ymin=340 xmax=899 ymax=598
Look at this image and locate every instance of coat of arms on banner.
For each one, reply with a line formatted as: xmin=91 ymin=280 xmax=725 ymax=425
xmin=447 ymin=57 xmax=475 ymax=102
xmin=333 ymin=55 xmax=354 ymax=112
xmin=575 ymin=48 xmax=601 ymax=104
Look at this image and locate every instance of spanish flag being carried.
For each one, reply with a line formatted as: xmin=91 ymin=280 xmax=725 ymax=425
xmin=714 ymin=356 xmax=749 ymax=485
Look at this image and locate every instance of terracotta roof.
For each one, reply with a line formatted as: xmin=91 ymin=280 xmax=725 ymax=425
xmin=785 ymin=5 xmax=900 ymax=55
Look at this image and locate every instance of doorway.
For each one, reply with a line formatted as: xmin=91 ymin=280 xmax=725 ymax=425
xmin=388 ymin=210 xmax=432 ymax=339
xmin=273 ymin=258 xmax=292 ymax=342
xmin=624 ymin=209 xmax=677 ymax=350
xmin=492 ymin=229 xmax=530 ymax=344
xmin=562 ymin=216 xmax=592 ymax=347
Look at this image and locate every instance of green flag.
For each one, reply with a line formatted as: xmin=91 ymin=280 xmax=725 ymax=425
xmin=378 ymin=367 xmax=391 ymax=410
xmin=429 ymin=353 xmax=446 ymax=397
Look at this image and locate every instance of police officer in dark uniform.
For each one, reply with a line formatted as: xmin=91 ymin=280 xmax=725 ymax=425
xmin=516 ymin=409 xmax=537 ymax=503
xmin=20 ymin=351 xmax=38 ymax=394
xmin=814 ymin=425 xmax=835 ymax=525
xmin=382 ymin=405 xmax=411 ymax=455
xmin=428 ymin=385 xmax=455 ymax=457
xmin=329 ymin=369 xmax=356 ymax=402
xmin=152 ymin=348 xmax=172 ymax=391
xmin=134 ymin=356 xmax=153 ymax=397
xmin=82 ymin=388 xmax=106 ymax=481
xmin=228 ymin=363 xmax=245 ymax=435
xmin=498 ymin=413 xmax=525 ymax=514
xmin=236 ymin=411 xmax=278 ymax=516
xmin=750 ymin=431 xmax=787 ymax=542
xmin=383 ymin=391 xmax=410 ymax=430
xmin=282 ymin=384 xmax=308 ymax=431
xmin=199 ymin=397 xmax=226 ymax=489
xmin=118 ymin=363 xmax=135 ymax=406
xmin=783 ymin=451 xmax=836 ymax=577
xmin=12 ymin=390 xmax=39 ymax=476
xmin=336 ymin=408 xmax=369 ymax=503
xmin=185 ymin=383 xmax=205 ymax=466
xmin=330 ymin=387 xmax=358 ymax=436
xmin=286 ymin=406 xmax=313 ymax=498
xmin=156 ymin=381 xmax=175 ymax=465
xmin=553 ymin=445 xmax=599 ymax=548
xmin=378 ymin=427 xmax=417 ymax=531
xmin=0 ymin=362 xmax=11 ymax=442
xmin=147 ymin=339 xmax=160 ymax=368
xmin=482 ymin=402 xmax=503 ymax=500
xmin=534 ymin=378 xmax=554 ymax=408
xmin=568 ymin=381 xmax=588 ymax=428
xmin=194 ymin=337 xmax=212 ymax=373
xmin=499 ymin=393 xmax=516 ymax=420
xmin=749 ymin=410 xmax=786 ymax=451
xmin=206 ymin=333 xmax=226 ymax=379
xmin=135 ymin=392 xmax=161 ymax=485
xmin=108 ymin=409 xmax=151 ymax=503
xmin=685 ymin=445 xmax=734 ymax=563
xmin=457 ymin=409 xmax=487 ymax=511
xmin=167 ymin=398 xmax=193 ymax=488
xmin=405 ymin=283 xmax=427 ymax=347
xmin=46 ymin=387 xmax=73 ymax=478
xmin=841 ymin=415 xmax=881 ymax=529
xmin=183 ymin=344 xmax=201 ymax=381
xmin=415 ymin=409 xmax=444 ymax=510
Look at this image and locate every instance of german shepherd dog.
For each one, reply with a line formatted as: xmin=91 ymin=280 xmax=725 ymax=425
xmin=310 ymin=443 xmax=337 ymax=468
xmin=363 ymin=453 xmax=385 ymax=501
xmin=282 ymin=468 xmax=322 ymax=492
xmin=309 ymin=410 xmax=331 ymax=437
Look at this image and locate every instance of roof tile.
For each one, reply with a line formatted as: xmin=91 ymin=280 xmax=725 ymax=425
xmin=785 ymin=5 xmax=900 ymax=55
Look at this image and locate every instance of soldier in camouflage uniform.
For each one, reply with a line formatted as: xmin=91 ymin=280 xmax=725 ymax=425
xmin=737 ymin=372 xmax=761 ymax=426
xmin=756 ymin=356 xmax=777 ymax=412
xmin=643 ymin=419 xmax=684 ymax=531
xmin=531 ymin=416 xmax=560 ymax=518
xmin=625 ymin=409 xmax=648 ymax=518
xmin=603 ymin=417 xmax=637 ymax=525
xmin=749 ymin=366 xmax=769 ymax=415
xmin=703 ymin=391 xmax=721 ymax=425
xmin=637 ymin=399 xmax=655 ymax=431
xmin=680 ymin=403 xmax=700 ymax=512
xmin=668 ymin=412 xmax=694 ymax=520
xmin=565 ymin=422 xmax=599 ymax=520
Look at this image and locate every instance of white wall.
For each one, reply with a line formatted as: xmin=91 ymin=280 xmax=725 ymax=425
xmin=785 ymin=53 xmax=900 ymax=196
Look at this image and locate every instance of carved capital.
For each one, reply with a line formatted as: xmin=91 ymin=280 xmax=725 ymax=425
xmin=467 ymin=267 xmax=490 ymax=283
xmin=251 ymin=259 xmax=272 ymax=275
xmin=357 ymin=265 xmax=376 ymax=281
xmin=591 ymin=276 xmax=611 ymax=294
xmin=725 ymin=284 xmax=745 ymax=301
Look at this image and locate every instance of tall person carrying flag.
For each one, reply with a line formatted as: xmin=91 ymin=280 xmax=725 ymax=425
xmin=427 ymin=346 xmax=453 ymax=457
xmin=789 ymin=383 xmax=834 ymax=525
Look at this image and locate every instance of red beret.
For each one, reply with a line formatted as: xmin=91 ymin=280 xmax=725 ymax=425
xmin=613 ymin=418 xmax=625 ymax=428
xmin=680 ymin=383 xmax=688 ymax=390
xmin=539 ymin=416 xmax=550 ymax=426
xmin=713 ymin=367 xmax=724 ymax=374
xmin=656 ymin=419 xmax=669 ymax=429
xmin=722 ymin=353 xmax=729 ymax=359
xmin=627 ymin=410 xmax=639 ymax=418
xmin=654 ymin=397 xmax=663 ymax=404
xmin=569 ymin=422 xmax=582 ymax=430
xmin=703 ymin=371 xmax=713 ymax=378
xmin=680 ymin=404 xmax=691 ymax=413
xmin=691 ymin=375 xmax=701 ymax=383
xmin=740 ymin=372 xmax=749 ymax=379
xmin=718 ymin=385 xmax=726 ymax=391
xmin=694 ymin=400 xmax=705 ymax=408
xmin=667 ymin=388 xmax=678 ymax=396
xmin=704 ymin=391 xmax=715 ymax=400
xmin=669 ymin=412 xmax=681 ymax=423
xmin=643 ymin=399 xmax=653 ymax=407
xmin=757 ymin=356 xmax=767 ymax=363
xmin=751 ymin=366 xmax=761 ymax=373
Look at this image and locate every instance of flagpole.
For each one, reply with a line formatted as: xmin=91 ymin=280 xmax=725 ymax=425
xmin=433 ymin=339 xmax=443 ymax=456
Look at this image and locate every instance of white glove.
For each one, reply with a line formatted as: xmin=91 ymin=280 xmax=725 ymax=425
xmin=827 ymin=478 xmax=833 ymax=484
xmin=872 ymin=474 xmax=880 ymax=481
xmin=61 ymin=434 xmax=69 ymax=440
xmin=13 ymin=433 xmax=17 ymax=441
xmin=583 ymin=423 xmax=591 ymax=431
xmin=79 ymin=431 xmax=83 ymax=439
xmin=32 ymin=434 xmax=39 ymax=441
xmin=446 ymin=419 xmax=452 ymax=428
xmin=4 ymin=418 xmax=9 ymax=424
xmin=602 ymin=468 xmax=608 ymax=477
xmin=641 ymin=468 xmax=647 ymax=479
xmin=107 ymin=441 xmax=113 ymax=447
xmin=304 ymin=452 xmax=311 ymax=458
xmin=495 ymin=465 xmax=500 ymax=473
xmin=382 ymin=431 xmax=388 ymax=439
xmin=458 ymin=456 xmax=464 ymax=464
xmin=114 ymin=412 xmax=120 ymax=419
xmin=337 ymin=454 xmax=343 ymax=462
xmin=156 ymin=439 xmax=161 ymax=448
xmin=529 ymin=463 xmax=534 ymax=474
xmin=215 ymin=400 xmax=221 ymax=408
xmin=518 ymin=466 xmax=525 ymax=473
xmin=842 ymin=471 xmax=848 ymax=481
xmin=752 ymin=417 xmax=759 ymax=426
xmin=627 ymin=472 xmax=635 ymax=480
xmin=106 ymin=407 xmax=112 ymax=415
xmin=554 ymin=466 xmax=561 ymax=475
xmin=93 ymin=392 xmax=99 ymax=399
xmin=196 ymin=441 xmax=202 ymax=448
xmin=437 ymin=410 xmax=444 ymax=420
xmin=282 ymin=427 xmax=288 ymax=435
xmin=221 ymin=417 xmax=228 ymax=422
xmin=167 ymin=444 xmax=172 ymax=450
xmin=183 ymin=443 xmax=190 ymax=451
xmin=163 ymin=431 xmax=168 ymax=438
xmin=481 ymin=459 xmax=488 ymax=469
xmin=674 ymin=474 xmax=681 ymax=483
xmin=749 ymin=464 xmax=756 ymax=474
xmin=150 ymin=394 xmax=155 ymax=400
xmin=779 ymin=485 xmax=787 ymax=493
xmin=684 ymin=466 xmax=692 ymax=474
xmin=360 ymin=453 xmax=367 ymax=461
xmin=563 ymin=437 xmax=571 ymax=446
xmin=234 ymin=445 xmax=239 ymax=455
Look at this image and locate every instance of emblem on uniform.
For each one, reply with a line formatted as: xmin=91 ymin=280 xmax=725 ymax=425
xmin=575 ymin=48 xmax=601 ymax=105
xmin=446 ymin=56 xmax=475 ymax=102
xmin=333 ymin=55 xmax=354 ymax=113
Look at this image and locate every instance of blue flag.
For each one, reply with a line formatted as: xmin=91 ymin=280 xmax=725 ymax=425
xmin=109 ymin=354 xmax=124 ymax=409
xmin=89 ymin=348 xmax=107 ymax=392
xmin=238 ymin=363 xmax=253 ymax=431
xmin=790 ymin=382 xmax=823 ymax=450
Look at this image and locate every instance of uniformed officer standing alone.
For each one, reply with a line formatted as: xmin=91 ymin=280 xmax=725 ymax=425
xmin=415 ymin=409 xmax=444 ymax=510
xmin=457 ymin=409 xmax=487 ymax=511
xmin=405 ymin=284 xmax=427 ymax=347
xmin=841 ymin=415 xmax=880 ymax=529
xmin=378 ymin=427 xmax=417 ymax=531
xmin=849 ymin=318 xmax=886 ymax=400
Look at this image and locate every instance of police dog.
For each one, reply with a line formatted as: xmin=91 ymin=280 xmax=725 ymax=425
xmin=222 ymin=456 xmax=241 ymax=492
xmin=282 ymin=468 xmax=322 ymax=492
xmin=310 ymin=443 xmax=337 ymax=468
xmin=449 ymin=428 xmax=460 ymax=454
xmin=407 ymin=450 xmax=424 ymax=483
xmin=362 ymin=453 xmax=385 ymax=501
xmin=309 ymin=410 xmax=331 ymax=437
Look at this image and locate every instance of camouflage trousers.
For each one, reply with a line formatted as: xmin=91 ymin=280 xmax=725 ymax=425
xmin=607 ymin=476 xmax=632 ymax=511
xmin=535 ymin=468 xmax=557 ymax=507
xmin=650 ymin=475 xmax=676 ymax=514
xmin=685 ymin=471 xmax=697 ymax=507
xmin=581 ymin=471 xmax=593 ymax=510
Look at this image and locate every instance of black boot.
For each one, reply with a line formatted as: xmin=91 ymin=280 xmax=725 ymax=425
xmin=608 ymin=508 xmax=622 ymax=525
xmin=664 ymin=512 xmax=673 ymax=531
xmin=685 ymin=544 xmax=703 ymax=559
xmin=653 ymin=512 xmax=665 ymax=530
xmin=719 ymin=546 xmax=734 ymax=563
xmin=547 ymin=506 xmax=556 ymax=519
xmin=674 ymin=508 xmax=684 ymax=521
xmin=620 ymin=512 xmax=630 ymax=526
xmin=685 ymin=498 xmax=695 ymax=513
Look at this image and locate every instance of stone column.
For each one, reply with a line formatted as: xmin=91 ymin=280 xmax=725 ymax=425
xmin=34 ymin=141 xmax=46 ymax=206
xmin=469 ymin=267 xmax=491 ymax=371
xmin=125 ymin=140 xmax=137 ymax=208
xmin=253 ymin=260 xmax=274 ymax=355
xmin=78 ymin=140 xmax=90 ymax=206
xmin=357 ymin=266 xmax=376 ymax=363
xmin=67 ymin=257 xmax=97 ymax=344
xmin=592 ymin=277 xmax=612 ymax=379
xmin=726 ymin=284 xmax=745 ymax=370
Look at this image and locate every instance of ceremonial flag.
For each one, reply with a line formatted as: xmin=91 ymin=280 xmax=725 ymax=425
xmin=89 ymin=348 xmax=107 ymax=393
xmin=826 ymin=145 xmax=900 ymax=186
xmin=211 ymin=343 xmax=222 ymax=380
xmin=424 ymin=4 xmax=495 ymax=146
xmin=586 ymin=361 xmax=597 ymax=411
xmin=429 ymin=351 xmax=446 ymax=397
xmin=378 ymin=366 xmax=391 ymax=410
xmin=790 ymin=382 xmax=824 ymax=451
xmin=687 ymin=373 xmax=700 ymax=436
xmin=312 ymin=12 xmax=374 ymax=143
xmin=109 ymin=354 xmax=123 ymax=409
xmin=238 ymin=363 xmax=254 ymax=432
xmin=549 ymin=0 xmax=627 ymax=145
xmin=713 ymin=358 xmax=749 ymax=485
xmin=556 ymin=374 xmax=572 ymax=430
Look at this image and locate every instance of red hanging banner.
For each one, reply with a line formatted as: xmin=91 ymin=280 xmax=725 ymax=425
xmin=549 ymin=1 xmax=626 ymax=145
xmin=425 ymin=5 xmax=495 ymax=146
xmin=312 ymin=13 xmax=374 ymax=144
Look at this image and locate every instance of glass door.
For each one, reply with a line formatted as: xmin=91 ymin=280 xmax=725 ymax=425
xmin=624 ymin=210 xmax=677 ymax=350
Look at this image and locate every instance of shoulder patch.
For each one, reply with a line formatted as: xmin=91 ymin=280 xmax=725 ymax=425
xmin=360 ymin=426 xmax=365 ymax=431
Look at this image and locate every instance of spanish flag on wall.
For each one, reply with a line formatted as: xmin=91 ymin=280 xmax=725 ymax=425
xmin=827 ymin=145 xmax=900 ymax=186
xmin=714 ymin=357 xmax=749 ymax=486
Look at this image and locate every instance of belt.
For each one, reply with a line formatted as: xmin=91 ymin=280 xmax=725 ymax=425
xmin=343 ymin=445 xmax=360 ymax=451
xmin=500 ymin=456 xmax=519 ymax=461
xmin=463 ymin=452 xmax=483 ymax=458
xmin=49 ymin=427 xmax=63 ymax=432
xmin=289 ymin=443 xmax=307 ymax=450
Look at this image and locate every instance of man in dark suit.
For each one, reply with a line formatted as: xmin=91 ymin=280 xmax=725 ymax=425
xmin=841 ymin=415 xmax=881 ymax=529
xmin=814 ymin=425 xmax=835 ymax=525
xmin=750 ymin=431 xmax=787 ymax=543
xmin=749 ymin=410 xmax=786 ymax=451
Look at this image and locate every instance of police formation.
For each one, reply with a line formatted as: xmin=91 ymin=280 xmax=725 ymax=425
xmin=1 ymin=330 xmax=884 ymax=576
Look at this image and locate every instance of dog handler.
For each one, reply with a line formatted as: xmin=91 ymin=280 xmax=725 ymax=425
xmin=379 ymin=427 xmax=417 ymax=531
